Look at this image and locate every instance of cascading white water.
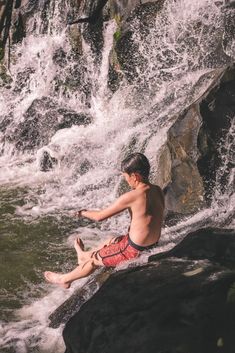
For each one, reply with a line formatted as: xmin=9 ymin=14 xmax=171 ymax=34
xmin=0 ymin=0 xmax=234 ymax=352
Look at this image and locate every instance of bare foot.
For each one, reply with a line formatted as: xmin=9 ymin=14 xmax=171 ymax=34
xmin=44 ymin=271 xmax=71 ymax=289
xmin=74 ymin=237 xmax=85 ymax=253
xmin=74 ymin=238 xmax=89 ymax=263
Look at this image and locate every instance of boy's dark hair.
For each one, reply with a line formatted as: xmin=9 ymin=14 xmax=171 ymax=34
xmin=121 ymin=153 xmax=150 ymax=179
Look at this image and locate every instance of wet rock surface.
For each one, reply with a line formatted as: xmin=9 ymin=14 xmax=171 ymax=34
xmin=63 ymin=228 xmax=235 ymax=353
xmin=3 ymin=97 xmax=92 ymax=151
xmin=114 ymin=1 xmax=165 ymax=83
xmin=198 ymin=66 xmax=235 ymax=201
xmin=39 ymin=150 xmax=58 ymax=171
xmin=163 ymin=105 xmax=205 ymax=215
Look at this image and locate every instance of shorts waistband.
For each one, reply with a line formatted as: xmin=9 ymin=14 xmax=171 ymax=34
xmin=127 ymin=235 xmax=159 ymax=251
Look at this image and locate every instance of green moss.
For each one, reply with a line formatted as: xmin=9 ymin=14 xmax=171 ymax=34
xmin=0 ymin=47 xmax=4 ymax=60
xmin=113 ymin=29 xmax=121 ymax=42
xmin=0 ymin=62 xmax=13 ymax=87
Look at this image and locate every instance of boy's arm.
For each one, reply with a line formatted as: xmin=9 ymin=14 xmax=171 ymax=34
xmin=77 ymin=192 xmax=135 ymax=222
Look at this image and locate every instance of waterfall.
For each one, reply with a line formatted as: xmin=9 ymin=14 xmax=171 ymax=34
xmin=0 ymin=0 xmax=234 ymax=352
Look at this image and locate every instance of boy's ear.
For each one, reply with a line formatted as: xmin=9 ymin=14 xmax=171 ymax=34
xmin=132 ymin=172 xmax=141 ymax=181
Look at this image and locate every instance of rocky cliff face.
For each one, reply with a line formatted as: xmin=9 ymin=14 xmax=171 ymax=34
xmin=62 ymin=228 xmax=235 ymax=353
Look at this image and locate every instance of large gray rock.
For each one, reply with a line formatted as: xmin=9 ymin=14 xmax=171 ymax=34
xmin=62 ymin=228 xmax=235 ymax=353
xmin=151 ymin=104 xmax=205 ymax=216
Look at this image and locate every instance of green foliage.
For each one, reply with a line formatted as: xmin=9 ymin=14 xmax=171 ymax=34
xmin=113 ymin=29 xmax=121 ymax=42
xmin=0 ymin=47 xmax=4 ymax=61
xmin=113 ymin=13 xmax=122 ymax=42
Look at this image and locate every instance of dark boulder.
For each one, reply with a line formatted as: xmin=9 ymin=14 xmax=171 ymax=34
xmin=5 ymin=97 xmax=92 ymax=151
xmin=13 ymin=67 xmax=35 ymax=93
xmin=225 ymin=0 xmax=235 ymax=7
xmin=52 ymin=48 xmax=67 ymax=67
xmin=62 ymin=227 xmax=235 ymax=353
xmin=0 ymin=114 xmax=13 ymax=133
xmin=150 ymin=228 xmax=235 ymax=267
xmin=114 ymin=1 xmax=165 ymax=83
xmin=56 ymin=110 xmax=92 ymax=130
xmin=12 ymin=11 xmax=26 ymax=44
xmin=197 ymin=67 xmax=235 ymax=201
xmin=79 ymin=0 xmax=110 ymax=58
xmin=39 ymin=150 xmax=58 ymax=172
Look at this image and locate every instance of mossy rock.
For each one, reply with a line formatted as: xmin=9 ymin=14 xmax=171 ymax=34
xmin=0 ymin=63 xmax=13 ymax=87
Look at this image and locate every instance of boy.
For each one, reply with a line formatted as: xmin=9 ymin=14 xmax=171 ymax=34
xmin=44 ymin=153 xmax=165 ymax=288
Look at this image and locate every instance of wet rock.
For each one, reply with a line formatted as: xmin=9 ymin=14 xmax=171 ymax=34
xmin=39 ymin=150 xmax=58 ymax=171
xmin=57 ymin=110 xmax=92 ymax=130
xmin=197 ymin=66 xmax=235 ymax=201
xmin=0 ymin=114 xmax=13 ymax=133
xmin=11 ymin=97 xmax=58 ymax=150
xmin=79 ymin=0 xmax=110 ymax=58
xmin=13 ymin=67 xmax=35 ymax=93
xmin=12 ymin=11 xmax=26 ymax=44
xmin=6 ymin=97 xmax=92 ymax=151
xmin=165 ymin=107 xmax=205 ymax=214
xmin=168 ymin=106 xmax=202 ymax=163
xmin=150 ymin=228 xmax=235 ymax=267
xmin=63 ymin=227 xmax=235 ymax=353
xmin=77 ymin=159 xmax=93 ymax=175
xmin=225 ymin=0 xmax=235 ymax=8
xmin=114 ymin=1 xmax=165 ymax=83
xmin=49 ymin=268 xmax=112 ymax=328
xmin=68 ymin=26 xmax=83 ymax=56
xmin=149 ymin=141 xmax=172 ymax=190
xmin=52 ymin=48 xmax=67 ymax=67
xmin=151 ymin=105 xmax=205 ymax=216
xmin=165 ymin=159 xmax=204 ymax=214
xmin=0 ymin=63 xmax=13 ymax=88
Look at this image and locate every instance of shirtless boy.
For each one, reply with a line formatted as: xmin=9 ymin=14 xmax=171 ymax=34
xmin=44 ymin=153 xmax=165 ymax=288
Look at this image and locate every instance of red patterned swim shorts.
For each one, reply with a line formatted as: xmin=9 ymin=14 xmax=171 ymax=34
xmin=97 ymin=234 xmax=158 ymax=267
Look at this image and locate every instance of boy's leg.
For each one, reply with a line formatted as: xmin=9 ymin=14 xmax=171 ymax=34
xmin=74 ymin=236 xmax=117 ymax=264
xmin=44 ymin=254 xmax=104 ymax=288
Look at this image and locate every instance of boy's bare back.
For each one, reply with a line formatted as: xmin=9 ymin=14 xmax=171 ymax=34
xmin=126 ymin=183 xmax=164 ymax=247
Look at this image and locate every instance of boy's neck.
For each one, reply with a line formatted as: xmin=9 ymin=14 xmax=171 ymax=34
xmin=135 ymin=178 xmax=150 ymax=189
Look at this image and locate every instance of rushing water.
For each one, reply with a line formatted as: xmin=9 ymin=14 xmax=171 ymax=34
xmin=0 ymin=0 xmax=234 ymax=352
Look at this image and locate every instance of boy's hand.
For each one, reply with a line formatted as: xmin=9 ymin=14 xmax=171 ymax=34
xmin=74 ymin=209 xmax=87 ymax=218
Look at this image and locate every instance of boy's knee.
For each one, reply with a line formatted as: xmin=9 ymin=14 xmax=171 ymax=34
xmin=91 ymin=253 xmax=103 ymax=267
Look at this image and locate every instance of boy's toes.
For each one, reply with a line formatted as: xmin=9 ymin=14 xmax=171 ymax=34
xmin=74 ymin=237 xmax=85 ymax=251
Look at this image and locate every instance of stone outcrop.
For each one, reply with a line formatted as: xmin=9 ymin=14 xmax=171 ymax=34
xmin=198 ymin=66 xmax=235 ymax=202
xmin=162 ymin=105 xmax=205 ymax=215
xmin=4 ymin=97 xmax=92 ymax=150
xmin=149 ymin=64 xmax=235 ymax=218
xmin=39 ymin=150 xmax=58 ymax=171
xmin=114 ymin=1 xmax=165 ymax=83
xmin=62 ymin=228 xmax=235 ymax=353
